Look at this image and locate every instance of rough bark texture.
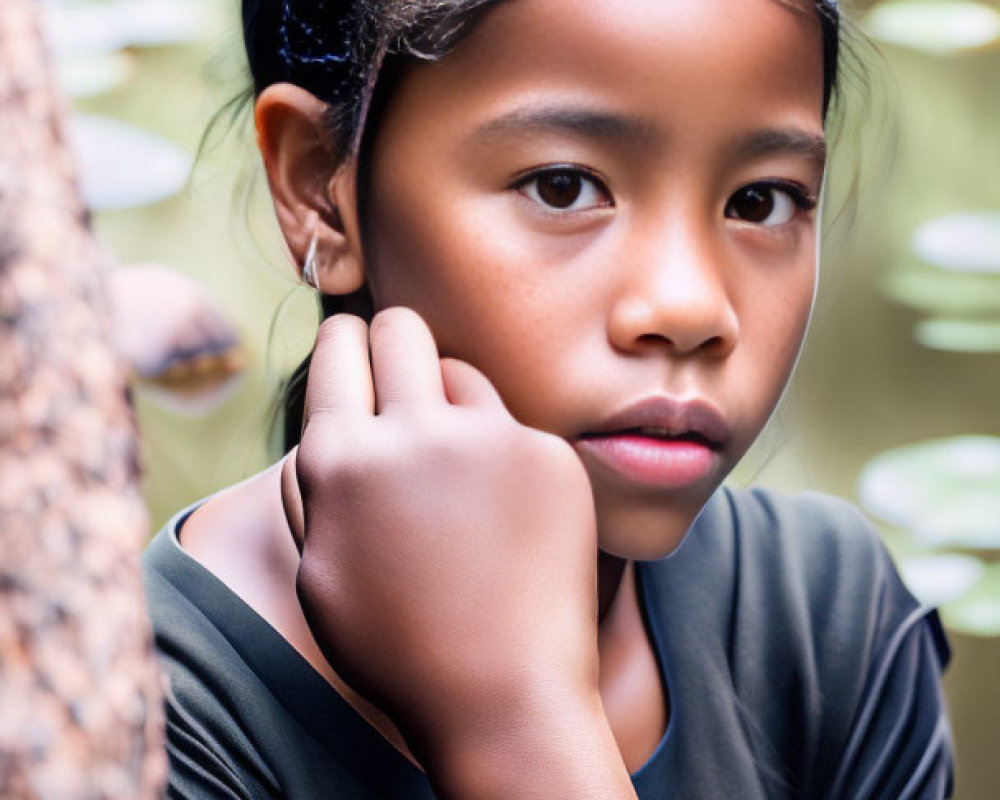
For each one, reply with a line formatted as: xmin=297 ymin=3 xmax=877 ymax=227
xmin=0 ymin=2 xmax=166 ymax=798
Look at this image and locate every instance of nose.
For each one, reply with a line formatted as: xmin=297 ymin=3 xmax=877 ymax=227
xmin=607 ymin=220 xmax=739 ymax=358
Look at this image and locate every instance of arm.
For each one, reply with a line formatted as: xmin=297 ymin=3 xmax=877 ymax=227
xmin=424 ymin=691 xmax=637 ymax=800
xmin=283 ymin=310 xmax=637 ymax=800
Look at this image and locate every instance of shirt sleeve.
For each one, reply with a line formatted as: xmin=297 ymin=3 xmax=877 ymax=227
xmin=142 ymin=559 xmax=282 ymax=800
xmin=724 ymin=488 xmax=955 ymax=800
xmin=162 ymin=692 xmax=260 ymax=800
xmin=825 ymin=605 xmax=954 ymax=800
xmin=796 ymin=492 xmax=956 ymax=800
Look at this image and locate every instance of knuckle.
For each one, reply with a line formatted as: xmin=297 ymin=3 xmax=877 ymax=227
xmin=418 ymin=425 xmax=464 ymax=464
xmin=296 ymin=423 xmax=389 ymax=496
xmin=296 ymin=430 xmax=347 ymax=487
xmin=295 ymin=557 xmax=340 ymax=621
xmin=521 ymin=429 xmax=577 ymax=475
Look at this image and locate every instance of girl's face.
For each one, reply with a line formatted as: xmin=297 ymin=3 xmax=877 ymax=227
xmin=362 ymin=0 xmax=827 ymax=559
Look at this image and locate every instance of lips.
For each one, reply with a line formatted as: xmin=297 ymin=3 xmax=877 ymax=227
xmin=574 ymin=396 xmax=730 ymax=489
xmin=578 ymin=395 xmax=730 ymax=448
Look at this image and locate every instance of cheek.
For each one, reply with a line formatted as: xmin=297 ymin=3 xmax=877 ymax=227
xmin=738 ymin=261 xmax=816 ymax=412
xmin=364 ymin=190 xmax=580 ymax=420
xmin=365 ymin=183 xmax=503 ymax=325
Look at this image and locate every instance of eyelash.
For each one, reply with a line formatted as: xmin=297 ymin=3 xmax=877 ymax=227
xmin=724 ymin=180 xmax=818 ymax=228
xmin=512 ymin=168 xmax=817 ymax=227
xmin=511 ymin=165 xmax=613 ymax=213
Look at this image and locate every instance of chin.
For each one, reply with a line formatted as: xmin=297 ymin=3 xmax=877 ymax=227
xmin=595 ymin=495 xmax=711 ymax=561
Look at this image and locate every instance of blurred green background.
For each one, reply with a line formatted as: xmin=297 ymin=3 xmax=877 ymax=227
xmin=53 ymin=0 xmax=1000 ymax=795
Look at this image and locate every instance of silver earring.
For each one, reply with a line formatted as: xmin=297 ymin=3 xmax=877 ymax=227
xmin=302 ymin=230 xmax=322 ymax=292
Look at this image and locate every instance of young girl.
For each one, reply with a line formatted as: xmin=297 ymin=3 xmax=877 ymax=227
xmin=142 ymin=1 xmax=954 ymax=797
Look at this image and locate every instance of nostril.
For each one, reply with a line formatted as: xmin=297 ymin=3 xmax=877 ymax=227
xmin=701 ymin=335 xmax=731 ymax=353
xmin=634 ymin=331 xmax=733 ymax=356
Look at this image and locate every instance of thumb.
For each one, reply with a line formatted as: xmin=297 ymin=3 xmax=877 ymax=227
xmin=280 ymin=448 xmax=305 ymax=554
xmin=440 ymin=357 xmax=507 ymax=411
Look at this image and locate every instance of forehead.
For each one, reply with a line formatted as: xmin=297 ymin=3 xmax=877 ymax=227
xmin=386 ymin=0 xmax=826 ymax=146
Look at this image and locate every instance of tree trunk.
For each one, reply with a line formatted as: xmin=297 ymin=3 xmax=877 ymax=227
xmin=0 ymin=2 xmax=166 ymax=797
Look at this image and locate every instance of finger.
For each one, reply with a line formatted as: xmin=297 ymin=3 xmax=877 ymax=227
xmin=280 ymin=449 xmax=305 ymax=554
xmin=304 ymin=314 xmax=374 ymax=426
xmin=440 ymin=358 xmax=507 ymax=411
xmin=369 ymin=307 xmax=446 ymax=412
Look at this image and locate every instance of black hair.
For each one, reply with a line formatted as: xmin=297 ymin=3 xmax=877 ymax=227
xmin=243 ymin=0 xmax=510 ymax=160
xmin=239 ymin=0 xmax=844 ymax=452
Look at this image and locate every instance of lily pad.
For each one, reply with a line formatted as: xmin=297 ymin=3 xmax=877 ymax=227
xmin=914 ymin=319 xmax=1000 ymax=353
xmin=863 ymin=0 xmax=1000 ymax=55
xmin=858 ymin=436 xmax=1000 ymax=549
xmin=940 ymin=564 xmax=1000 ymax=636
xmin=897 ymin=553 xmax=985 ymax=607
xmin=912 ymin=212 xmax=1000 ymax=274
xmin=43 ymin=0 xmax=203 ymax=58
xmin=110 ymin=265 xmax=249 ymax=417
xmin=883 ymin=269 xmax=1000 ymax=315
xmin=113 ymin=0 xmax=203 ymax=49
xmin=67 ymin=113 xmax=193 ymax=210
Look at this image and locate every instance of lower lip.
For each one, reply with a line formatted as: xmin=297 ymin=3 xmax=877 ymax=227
xmin=575 ymin=434 xmax=717 ymax=489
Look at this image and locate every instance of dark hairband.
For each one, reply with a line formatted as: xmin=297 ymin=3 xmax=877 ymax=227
xmin=243 ymin=0 xmax=358 ymax=101
xmin=278 ymin=1 xmax=353 ymax=69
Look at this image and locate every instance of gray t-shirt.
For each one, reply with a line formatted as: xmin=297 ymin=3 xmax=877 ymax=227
xmin=142 ymin=486 xmax=954 ymax=799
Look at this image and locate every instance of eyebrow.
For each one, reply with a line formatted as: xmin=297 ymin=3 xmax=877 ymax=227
xmin=471 ymin=106 xmax=660 ymax=146
xmin=733 ymin=128 xmax=827 ymax=166
xmin=470 ymin=106 xmax=827 ymax=166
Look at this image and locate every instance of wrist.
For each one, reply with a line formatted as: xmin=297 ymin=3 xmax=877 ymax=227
xmin=414 ymin=689 xmax=637 ymax=800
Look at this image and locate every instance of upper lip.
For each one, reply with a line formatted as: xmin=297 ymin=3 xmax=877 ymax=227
xmin=578 ymin=395 xmax=731 ymax=449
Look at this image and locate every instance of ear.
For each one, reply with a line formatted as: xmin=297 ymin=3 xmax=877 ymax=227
xmin=255 ymin=83 xmax=365 ymax=295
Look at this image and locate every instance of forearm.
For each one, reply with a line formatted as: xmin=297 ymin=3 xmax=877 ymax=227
xmin=417 ymin=691 xmax=638 ymax=800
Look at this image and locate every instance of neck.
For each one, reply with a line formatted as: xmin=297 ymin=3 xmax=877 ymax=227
xmin=596 ymin=550 xmax=630 ymax=626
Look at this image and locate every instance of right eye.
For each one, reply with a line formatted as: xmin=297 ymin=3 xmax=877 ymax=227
xmin=517 ymin=168 xmax=612 ymax=212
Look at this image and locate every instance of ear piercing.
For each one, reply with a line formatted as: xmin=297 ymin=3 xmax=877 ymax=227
xmin=302 ymin=228 xmax=322 ymax=292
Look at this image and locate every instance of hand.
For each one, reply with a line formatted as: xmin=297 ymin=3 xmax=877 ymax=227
xmin=280 ymin=308 xmax=603 ymax=764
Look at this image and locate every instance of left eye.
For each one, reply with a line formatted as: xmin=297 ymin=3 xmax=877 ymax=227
xmin=725 ymin=183 xmax=812 ymax=227
xmin=519 ymin=169 xmax=609 ymax=212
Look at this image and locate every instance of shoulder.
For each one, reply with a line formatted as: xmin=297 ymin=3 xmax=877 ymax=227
xmin=718 ymin=485 xmax=951 ymax=670
xmin=170 ymin=464 xmax=298 ymax=604
xmin=644 ymin=485 xmax=922 ymax=654
xmin=143 ymin=517 xmax=285 ymax=799
xmin=643 ymin=485 xmax=947 ymax=685
xmin=142 ymin=509 xmax=436 ymax=800
xmin=716 ymin=485 xmax=916 ymax=621
xmin=708 ymin=487 xmax=953 ymax=797
xmin=722 ymin=484 xmax=890 ymax=566
xmin=715 ymin=485 xmax=951 ymax=675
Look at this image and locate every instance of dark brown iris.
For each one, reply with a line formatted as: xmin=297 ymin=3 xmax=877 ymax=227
xmin=536 ymin=172 xmax=582 ymax=209
xmin=727 ymin=186 xmax=774 ymax=223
